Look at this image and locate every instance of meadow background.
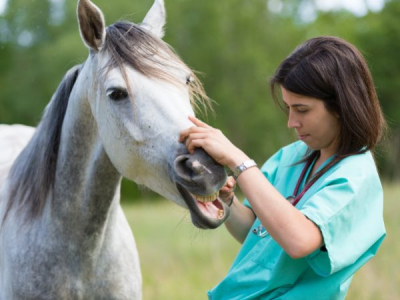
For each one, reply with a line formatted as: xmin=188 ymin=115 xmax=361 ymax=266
xmin=125 ymin=183 xmax=400 ymax=300
xmin=1 ymin=0 xmax=400 ymax=299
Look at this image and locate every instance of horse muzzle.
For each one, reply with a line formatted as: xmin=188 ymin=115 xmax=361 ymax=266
xmin=173 ymin=147 xmax=230 ymax=229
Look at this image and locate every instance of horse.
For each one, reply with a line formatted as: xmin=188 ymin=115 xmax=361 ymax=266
xmin=0 ymin=125 xmax=35 ymax=189
xmin=0 ymin=0 xmax=230 ymax=299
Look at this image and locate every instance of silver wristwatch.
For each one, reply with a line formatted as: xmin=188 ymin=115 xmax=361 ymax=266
xmin=233 ymin=159 xmax=257 ymax=180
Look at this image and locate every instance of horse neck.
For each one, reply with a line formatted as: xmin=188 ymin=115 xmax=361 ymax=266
xmin=51 ymin=76 xmax=122 ymax=239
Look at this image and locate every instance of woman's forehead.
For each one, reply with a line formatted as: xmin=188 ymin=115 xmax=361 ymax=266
xmin=280 ymin=86 xmax=320 ymax=105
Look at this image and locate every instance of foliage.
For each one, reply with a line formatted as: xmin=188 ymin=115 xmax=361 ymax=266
xmin=1 ymin=0 xmax=399 ymax=194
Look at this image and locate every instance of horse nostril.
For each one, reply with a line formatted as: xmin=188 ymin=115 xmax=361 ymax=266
xmin=174 ymin=154 xmax=210 ymax=182
xmin=174 ymin=155 xmax=194 ymax=181
xmin=173 ymin=148 xmax=227 ymax=196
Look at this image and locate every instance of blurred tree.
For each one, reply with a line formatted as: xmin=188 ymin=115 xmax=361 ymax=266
xmin=0 ymin=0 xmax=398 ymax=185
xmin=0 ymin=0 xmax=79 ymax=125
xmin=355 ymin=0 xmax=400 ymax=180
xmin=165 ymin=0 xmax=305 ymax=163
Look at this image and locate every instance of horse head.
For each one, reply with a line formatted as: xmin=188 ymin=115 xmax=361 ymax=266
xmin=76 ymin=0 xmax=230 ymax=229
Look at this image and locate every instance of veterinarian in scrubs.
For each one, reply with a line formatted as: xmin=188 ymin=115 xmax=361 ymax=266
xmin=180 ymin=36 xmax=386 ymax=300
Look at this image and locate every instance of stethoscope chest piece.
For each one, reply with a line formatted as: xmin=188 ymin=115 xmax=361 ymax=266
xmin=252 ymin=224 xmax=268 ymax=238
xmin=286 ymin=195 xmax=295 ymax=205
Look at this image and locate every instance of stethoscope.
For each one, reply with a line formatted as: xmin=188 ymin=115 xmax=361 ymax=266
xmin=252 ymin=158 xmax=316 ymax=238
xmin=252 ymin=224 xmax=269 ymax=237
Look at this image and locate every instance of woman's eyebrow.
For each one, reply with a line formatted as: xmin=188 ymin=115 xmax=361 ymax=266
xmin=291 ymin=104 xmax=308 ymax=107
xmin=282 ymin=100 xmax=308 ymax=107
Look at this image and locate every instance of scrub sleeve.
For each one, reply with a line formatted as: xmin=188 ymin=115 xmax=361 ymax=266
xmin=299 ymin=153 xmax=386 ymax=276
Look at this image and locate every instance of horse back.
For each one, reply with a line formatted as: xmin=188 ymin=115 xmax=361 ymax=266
xmin=0 ymin=125 xmax=35 ymax=189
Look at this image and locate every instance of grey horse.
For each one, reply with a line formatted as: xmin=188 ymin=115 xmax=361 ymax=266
xmin=0 ymin=0 xmax=230 ymax=299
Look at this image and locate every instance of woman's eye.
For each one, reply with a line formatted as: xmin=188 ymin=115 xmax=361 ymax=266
xmin=106 ymin=88 xmax=128 ymax=101
xmin=297 ymin=109 xmax=308 ymax=113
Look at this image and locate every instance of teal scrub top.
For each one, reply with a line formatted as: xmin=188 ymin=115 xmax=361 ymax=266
xmin=207 ymin=141 xmax=385 ymax=300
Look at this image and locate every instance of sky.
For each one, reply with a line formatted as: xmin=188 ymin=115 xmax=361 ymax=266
xmin=0 ymin=0 xmax=386 ymax=18
xmin=315 ymin=0 xmax=385 ymax=16
xmin=0 ymin=0 xmax=7 ymax=15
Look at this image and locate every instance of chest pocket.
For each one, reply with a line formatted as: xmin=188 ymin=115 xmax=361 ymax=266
xmin=248 ymin=234 xmax=309 ymax=290
xmin=250 ymin=235 xmax=283 ymax=269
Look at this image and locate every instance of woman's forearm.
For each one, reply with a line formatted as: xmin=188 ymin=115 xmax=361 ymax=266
xmin=224 ymin=195 xmax=256 ymax=244
xmin=236 ymin=167 xmax=323 ymax=258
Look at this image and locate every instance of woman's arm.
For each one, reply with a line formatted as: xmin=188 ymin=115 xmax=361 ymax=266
xmin=217 ymin=177 xmax=256 ymax=243
xmin=236 ymin=167 xmax=323 ymax=258
xmin=180 ymin=116 xmax=323 ymax=258
xmin=223 ymin=195 xmax=256 ymax=244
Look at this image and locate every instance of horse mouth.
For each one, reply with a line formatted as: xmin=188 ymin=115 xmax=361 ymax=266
xmin=176 ymin=183 xmax=230 ymax=229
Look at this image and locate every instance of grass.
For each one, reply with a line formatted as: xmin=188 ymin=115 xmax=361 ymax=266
xmin=346 ymin=182 xmax=400 ymax=300
xmin=122 ymin=182 xmax=400 ymax=300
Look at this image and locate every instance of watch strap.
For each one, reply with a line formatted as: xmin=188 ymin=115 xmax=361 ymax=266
xmin=233 ymin=159 xmax=257 ymax=180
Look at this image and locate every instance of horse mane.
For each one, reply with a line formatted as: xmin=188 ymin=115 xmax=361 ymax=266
xmin=105 ymin=21 xmax=211 ymax=114
xmin=3 ymin=65 xmax=81 ymax=224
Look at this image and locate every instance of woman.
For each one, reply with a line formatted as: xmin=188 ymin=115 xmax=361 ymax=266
xmin=179 ymin=36 xmax=386 ymax=300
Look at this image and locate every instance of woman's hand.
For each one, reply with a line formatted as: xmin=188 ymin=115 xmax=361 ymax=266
xmin=179 ymin=116 xmax=249 ymax=170
xmin=218 ymin=176 xmax=236 ymax=205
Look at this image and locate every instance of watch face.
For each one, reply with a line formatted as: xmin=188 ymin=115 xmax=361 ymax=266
xmin=238 ymin=164 xmax=246 ymax=171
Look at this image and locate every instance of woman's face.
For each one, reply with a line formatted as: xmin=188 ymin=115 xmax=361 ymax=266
xmin=281 ymin=87 xmax=341 ymax=158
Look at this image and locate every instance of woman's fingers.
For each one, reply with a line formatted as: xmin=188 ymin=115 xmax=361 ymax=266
xmin=188 ymin=115 xmax=212 ymax=129
xmin=179 ymin=116 xmax=242 ymax=167
xmin=185 ymin=132 xmax=207 ymax=143
xmin=219 ymin=176 xmax=236 ymax=202
xmin=226 ymin=176 xmax=236 ymax=188
xmin=185 ymin=132 xmax=211 ymax=154
xmin=179 ymin=125 xmax=208 ymax=143
xmin=179 ymin=116 xmax=215 ymax=151
xmin=220 ymin=177 xmax=236 ymax=193
xmin=178 ymin=115 xmax=213 ymax=143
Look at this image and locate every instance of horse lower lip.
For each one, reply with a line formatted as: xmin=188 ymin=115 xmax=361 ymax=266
xmin=176 ymin=183 xmax=228 ymax=228
xmin=195 ymin=199 xmax=224 ymax=219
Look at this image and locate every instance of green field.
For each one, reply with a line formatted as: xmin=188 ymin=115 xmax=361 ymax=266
xmin=123 ymin=183 xmax=400 ymax=300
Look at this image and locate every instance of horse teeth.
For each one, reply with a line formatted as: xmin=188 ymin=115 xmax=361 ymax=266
xmin=217 ymin=209 xmax=224 ymax=219
xmin=194 ymin=192 xmax=218 ymax=202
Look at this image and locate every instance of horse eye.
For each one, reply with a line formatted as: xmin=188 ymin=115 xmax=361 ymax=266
xmin=186 ymin=76 xmax=193 ymax=85
xmin=106 ymin=88 xmax=128 ymax=101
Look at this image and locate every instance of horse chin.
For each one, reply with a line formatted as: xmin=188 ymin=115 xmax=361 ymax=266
xmin=176 ymin=183 xmax=230 ymax=229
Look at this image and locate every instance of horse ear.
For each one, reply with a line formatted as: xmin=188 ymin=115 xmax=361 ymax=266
xmin=77 ymin=0 xmax=106 ymax=52
xmin=140 ymin=0 xmax=166 ymax=39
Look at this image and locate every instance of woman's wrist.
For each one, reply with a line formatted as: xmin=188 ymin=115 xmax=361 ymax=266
xmin=226 ymin=151 xmax=250 ymax=171
xmin=232 ymin=159 xmax=258 ymax=180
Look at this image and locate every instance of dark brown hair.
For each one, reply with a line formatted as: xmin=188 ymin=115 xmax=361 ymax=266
xmin=270 ymin=36 xmax=386 ymax=184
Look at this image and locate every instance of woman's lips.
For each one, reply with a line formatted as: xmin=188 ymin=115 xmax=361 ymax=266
xmin=298 ymin=134 xmax=310 ymax=140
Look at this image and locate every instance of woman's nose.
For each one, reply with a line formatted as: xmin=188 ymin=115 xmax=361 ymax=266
xmin=287 ymin=112 xmax=300 ymax=129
